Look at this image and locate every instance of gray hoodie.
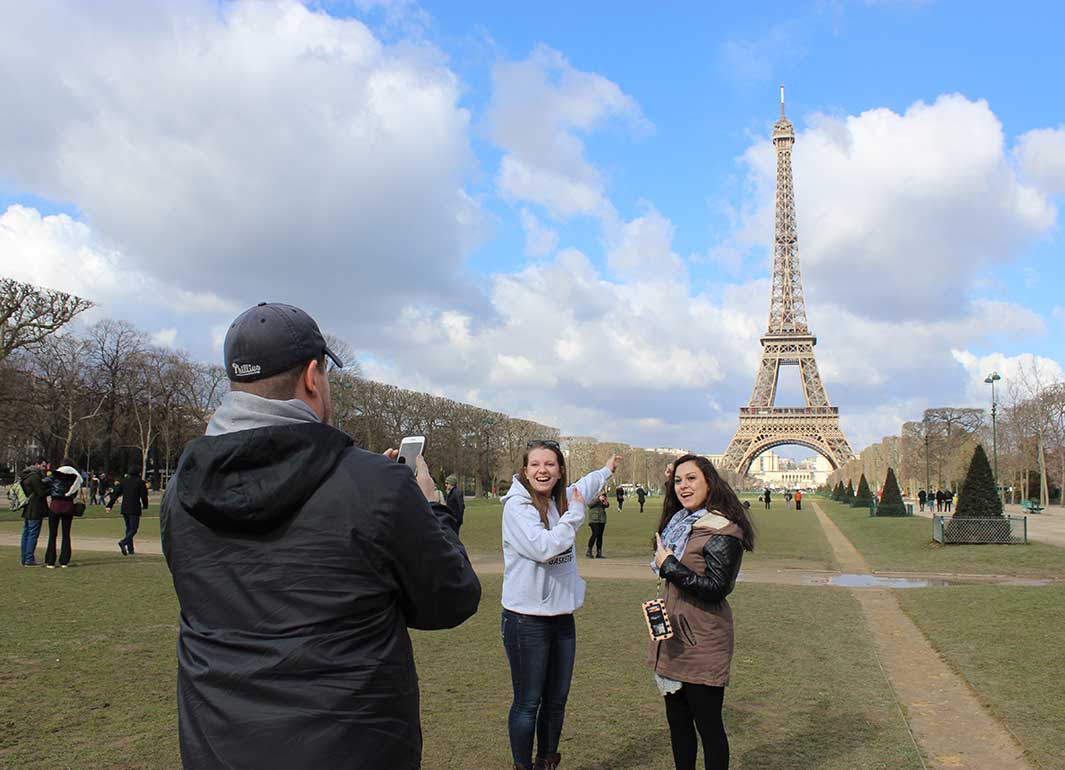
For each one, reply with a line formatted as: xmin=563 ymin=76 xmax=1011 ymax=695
xmin=206 ymin=390 xmax=320 ymax=436
xmin=499 ymin=466 xmax=612 ymax=616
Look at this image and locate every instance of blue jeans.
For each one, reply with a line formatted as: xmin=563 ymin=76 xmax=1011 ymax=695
xmin=21 ymin=519 xmax=42 ymax=564
xmin=501 ymin=610 xmax=576 ymax=768
xmin=120 ymin=514 xmax=140 ymax=550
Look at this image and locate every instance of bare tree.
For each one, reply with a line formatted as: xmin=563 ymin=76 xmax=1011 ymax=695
xmin=1 ymin=278 xmax=94 ymax=363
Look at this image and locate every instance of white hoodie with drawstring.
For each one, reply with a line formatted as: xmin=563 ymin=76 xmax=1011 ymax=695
xmin=499 ymin=465 xmax=613 ymax=616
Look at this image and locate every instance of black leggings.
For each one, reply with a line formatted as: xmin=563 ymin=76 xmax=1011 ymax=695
xmin=664 ymin=683 xmax=728 ymax=770
xmin=586 ymin=523 xmax=605 ymax=554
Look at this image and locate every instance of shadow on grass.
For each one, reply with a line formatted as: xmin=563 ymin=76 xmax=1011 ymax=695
xmin=732 ymin=698 xmax=916 ymax=770
xmin=592 ymin=721 xmax=672 ymax=770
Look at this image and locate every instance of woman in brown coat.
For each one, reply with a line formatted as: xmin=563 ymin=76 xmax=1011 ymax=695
xmin=649 ymin=454 xmax=755 ymax=770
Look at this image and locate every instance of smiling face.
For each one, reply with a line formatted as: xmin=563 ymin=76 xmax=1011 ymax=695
xmin=524 ymin=447 xmax=562 ymax=496
xmin=673 ymin=460 xmax=709 ymax=511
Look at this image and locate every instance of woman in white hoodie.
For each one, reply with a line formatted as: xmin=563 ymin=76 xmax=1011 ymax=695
xmin=499 ymin=441 xmax=620 ymax=770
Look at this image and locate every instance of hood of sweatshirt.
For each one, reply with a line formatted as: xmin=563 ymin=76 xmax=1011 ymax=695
xmin=499 ymin=474 xmax=533 ymax=507
xmin=171 ymin=422 xmax=352 ymax=533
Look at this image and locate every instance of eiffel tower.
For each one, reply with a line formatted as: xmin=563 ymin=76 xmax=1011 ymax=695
xmin=721 ymin=88 xmax=855 ymax=475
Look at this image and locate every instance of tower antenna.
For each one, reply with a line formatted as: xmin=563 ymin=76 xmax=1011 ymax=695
xmin=780 ymin=84 xmax=785 ymax=117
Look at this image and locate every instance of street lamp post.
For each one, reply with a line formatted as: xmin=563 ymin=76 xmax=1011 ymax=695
xmin=984 ymin=372 xmax=1001 ymax=500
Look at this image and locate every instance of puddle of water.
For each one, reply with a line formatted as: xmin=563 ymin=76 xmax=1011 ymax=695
xmin=828 ymin=573 xmax=948 ymax=588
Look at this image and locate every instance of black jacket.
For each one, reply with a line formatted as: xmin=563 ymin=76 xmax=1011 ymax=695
xmin=161 ymin=421 xmax=481 ymax=770
xmin=107 ymin=474 xmax=149 ymax=517
xmin=19 ymin=467 xmax=49 ymax=521
xmin=660 ymin=534 xmax=744 ymax=605
xmin=445 ymin=485 xmax=465 ymax=530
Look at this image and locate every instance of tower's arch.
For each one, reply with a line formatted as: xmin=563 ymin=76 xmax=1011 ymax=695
xmin=736 ymin=438 xmax=839 ymax=478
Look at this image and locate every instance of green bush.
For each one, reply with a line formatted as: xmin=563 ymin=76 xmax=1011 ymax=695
xmin=851 ymin=474 xmax=873 ymax=508
xmin=875 ymin=467 xmax=908 ymax=516
xmin=844 ymin=479 xmax=854 ymax=501
xmin=955 ymin=444 xmax=1003 ymax=518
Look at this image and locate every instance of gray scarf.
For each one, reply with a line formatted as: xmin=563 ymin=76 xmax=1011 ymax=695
xmin=205 ymin=390 xmax=320 ymax=436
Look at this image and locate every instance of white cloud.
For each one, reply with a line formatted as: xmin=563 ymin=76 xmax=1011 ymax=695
xmin=727 ymin=94 xmax=1057 ymax=321
xmin=150 ymin=328 xmax=179 ymax=348
xmin=487 ymin=45 xmax=650 ymax=221
xmin=1014 ymin=125 xmax=1065 ymax=197
xmin=952 ymin=350 xmax=1064 ymax=405
xmin=519 ymin=208 xmax=559 ymax=257
xmin=0 ymin=204 xmax=236 ymax=319
xmin=0 ymin=0 xmax=481 ymax=335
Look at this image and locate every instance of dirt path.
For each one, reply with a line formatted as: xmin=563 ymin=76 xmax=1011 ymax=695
xmin=811 ymin=501 xmax=1034 ymax=770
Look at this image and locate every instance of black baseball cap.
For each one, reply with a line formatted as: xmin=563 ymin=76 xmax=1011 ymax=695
xmin=224 ymin=302 xmax=343 ymax=382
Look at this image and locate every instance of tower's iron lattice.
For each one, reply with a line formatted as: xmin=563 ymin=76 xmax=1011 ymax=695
xmin=720 ymin=89 xmax=855 ymax=475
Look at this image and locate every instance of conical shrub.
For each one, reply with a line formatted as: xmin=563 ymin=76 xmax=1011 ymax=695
xmin=852 ymin=474 xmax=873 ymax=507
xmin=844 ymin=479 xmax=854 ymax=501
xmin=832 ymin=480 xmax=845 ymax=500
xmin=876 ymin=467 xmax=908 ymax=516
xmin=955 ymin=445 xmax=1003 ymax=518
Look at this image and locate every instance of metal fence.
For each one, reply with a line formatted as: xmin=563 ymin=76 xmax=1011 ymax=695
xmin=932 ymin=515 xmax=1028 ymax=544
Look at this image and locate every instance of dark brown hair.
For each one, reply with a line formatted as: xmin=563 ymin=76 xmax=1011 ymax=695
xmin=654 ymin=454 xmax=755 ymax=552
xmin=518 ymin=443 xmax=569 ymax=528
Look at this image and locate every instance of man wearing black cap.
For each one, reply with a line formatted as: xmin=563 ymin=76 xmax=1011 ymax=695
xmin=161 ymin=302 xmax=481 ymax=770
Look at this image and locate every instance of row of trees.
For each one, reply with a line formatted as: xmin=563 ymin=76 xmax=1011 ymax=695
xmin=829 ymin=372 xmax=1065 ymax=507
xmin=0 ymin=278 xmax=568 ymax=492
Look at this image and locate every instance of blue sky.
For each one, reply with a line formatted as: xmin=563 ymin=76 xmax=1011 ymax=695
xmin=1 ymin=0 xmax=1063 ymax=457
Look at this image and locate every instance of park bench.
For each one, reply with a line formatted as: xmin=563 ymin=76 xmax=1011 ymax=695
xmin=1020 ymin=500 xmax=1043 ymax=515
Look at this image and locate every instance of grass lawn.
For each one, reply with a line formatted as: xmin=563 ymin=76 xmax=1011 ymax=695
xmin=896 ymin=586 xmax=1065 ymax=770
xmin=817 ymin=498 xmax=1065 ymax=578
xmin=0 ymin=546 xmax=919 ymax=770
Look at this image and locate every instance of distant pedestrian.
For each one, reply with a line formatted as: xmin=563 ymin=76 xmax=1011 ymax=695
xmin=44 ymin=462 xmax=83 ymax=568
xmin=89 ymin=473 xmax=100 ymax=505
xmin=918 ymin=489 xmax=927 ymax=512
xmin=795 ymin=490 xmax=802 ymax=510
xmin=944 ymin=489 xmax=953 ymax=513
xmin=784 ymin=490 xmax=793 ymax=509
xmin=935 ymin=489 xmax=944 ymax=512
xmin=637 ymin=485 xmax=647 ymax=513
xmin=616 ymin=484 xmax=626 ymax=511
xmin=107 ymin=467 xmax=149 ymax=555
xmin=18 ymin=457 xmax=49 ymax=566
xmin=763 ymin=488 xmax=771 ymax=509
xmin=587 ymin=492 xmax=609 ymax=558
xmin=444 ymin=474 xmax=464 ymax=533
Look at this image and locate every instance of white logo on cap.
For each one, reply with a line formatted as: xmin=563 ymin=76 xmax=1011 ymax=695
xmin=232 ymin=363 xmax=262 ymax=377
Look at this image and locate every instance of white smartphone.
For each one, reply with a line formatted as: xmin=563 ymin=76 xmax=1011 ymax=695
xmin=398 ymin=436 xmax=425 ymax=472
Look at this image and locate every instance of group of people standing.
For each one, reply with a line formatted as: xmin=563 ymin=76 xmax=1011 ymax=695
xmin=16 ymin=460 xmax=151 ymax=566
xmin=150 ymin=301 xmax=756 ymax=770
xmin=918 ymin=488 xmax=956 ymax=512
xmin=501 ymin=444 xmax=754 ymax=770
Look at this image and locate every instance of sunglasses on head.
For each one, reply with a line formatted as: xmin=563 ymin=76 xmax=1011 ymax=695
xmin=527 ymin=439 xmax=561 ymax=450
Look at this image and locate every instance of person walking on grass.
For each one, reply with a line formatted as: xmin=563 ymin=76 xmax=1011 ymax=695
xmin=162 ymin=302 xmax=480 ymax=770
xmin=762 ymin=488 xmax=771 ymax=510
xmin=794 ymin=489 xmax=802 ymax=510
xmin=18 ymin=457 xmax=49 ymax=566
xmin=107 ymin=467 xmax=149 ymax=555
xmin=500 ymin=442 xmax=622 ymax=770
xmin=918 ymin=489 xmax=927 ymax=512
xmin=616 ymin=483 xmax=626 ymax=511
xmin=637 ymin=485 xmax=647 ymax=513
xmin=444 ymin=473 xmax=465 ymax=533
xmin=44 ymin=462 xmax=83 ymax=568
xmin=586 ymin=491 xmax=609 ymax=559
xmin=650 ymin=455 xmax=755 ymax=770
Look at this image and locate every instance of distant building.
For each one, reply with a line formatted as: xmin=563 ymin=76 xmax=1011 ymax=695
xmin=743 ymin=449 xmax=831 ymax=488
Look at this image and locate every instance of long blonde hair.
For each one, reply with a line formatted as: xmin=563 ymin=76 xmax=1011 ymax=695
xmin=518 ymin=443 xmax=569 ymax=528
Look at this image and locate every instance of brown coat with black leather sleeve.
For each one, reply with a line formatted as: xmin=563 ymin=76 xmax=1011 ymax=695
xmin=646 ymin=513 xmax=744 ymax=687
